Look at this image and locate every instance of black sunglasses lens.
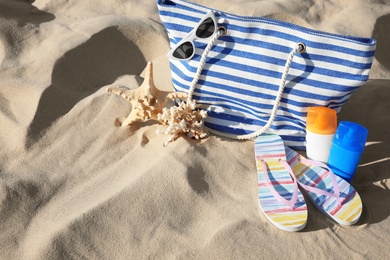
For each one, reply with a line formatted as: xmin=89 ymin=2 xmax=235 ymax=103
xmin=196 ymin=17 xmax=215 ymax=38
xmin=172 ymin=41 xmax=194 ymax=59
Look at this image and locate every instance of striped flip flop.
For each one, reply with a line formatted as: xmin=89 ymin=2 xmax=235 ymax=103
xmin=286 ymin=147 xmax=362 ymax=225
xmin=255 ymin=135 xmax=308 ymax=232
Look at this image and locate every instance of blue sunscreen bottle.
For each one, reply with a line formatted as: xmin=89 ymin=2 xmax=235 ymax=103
xmin=327 ymin=121 xmax=368 ymax=182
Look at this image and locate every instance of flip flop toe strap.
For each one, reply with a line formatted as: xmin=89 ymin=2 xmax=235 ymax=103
xmin=260 ymin=159 xmax=299 ymax=209
xmin=298 ymin=157 xmax=342 ymax=205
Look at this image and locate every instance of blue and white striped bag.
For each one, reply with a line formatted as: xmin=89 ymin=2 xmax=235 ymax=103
xmin=157 ymin=0 xmax=376 ymax=149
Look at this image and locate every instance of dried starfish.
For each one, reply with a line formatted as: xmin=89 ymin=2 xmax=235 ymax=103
xmin=108 ymin=61 xmax=209 ymax=146
xmin=107 ymin=62 xmax=188 ymax=126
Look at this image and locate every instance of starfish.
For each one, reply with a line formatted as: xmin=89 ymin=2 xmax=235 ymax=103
xmin=107 ymin=62 xmax=188 ymax=126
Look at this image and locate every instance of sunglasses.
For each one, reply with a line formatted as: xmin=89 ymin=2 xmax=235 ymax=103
xmin=168 ymin=10 xmax=219 ymax=61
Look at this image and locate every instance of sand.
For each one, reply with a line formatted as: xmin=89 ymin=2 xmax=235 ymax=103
xmin=1 ymin=0 xmax=390 ymax=259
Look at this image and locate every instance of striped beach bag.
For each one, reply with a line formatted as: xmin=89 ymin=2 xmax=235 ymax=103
xmin=157 ymin=0 xmax=376 ymax=149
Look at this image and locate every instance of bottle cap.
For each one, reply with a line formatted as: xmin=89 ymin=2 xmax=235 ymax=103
xmin=332 ymin=121 xmax=368 ymax=152
xmin=306 ymin=107 xmax=337 ymax=135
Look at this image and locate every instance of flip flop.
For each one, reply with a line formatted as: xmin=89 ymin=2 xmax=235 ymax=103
xmin=285 ymin=147 xmax=362 ymax=225
xmin=255 ymin=134 xmax=308 ymax=232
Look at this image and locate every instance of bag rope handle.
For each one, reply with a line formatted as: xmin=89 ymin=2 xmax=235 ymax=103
xmin=186 ymin=28 xmax=226 ymax=102
xmin=186 ymin=27 xmax=305 ymax=140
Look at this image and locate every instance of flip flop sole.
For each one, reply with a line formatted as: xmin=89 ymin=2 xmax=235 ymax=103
xmin=286 ymin=147 xmax=362 ymax=225
xmin=255 ymin=135 xmax=308 ymax=232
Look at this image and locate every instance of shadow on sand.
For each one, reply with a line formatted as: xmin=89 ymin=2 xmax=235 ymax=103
xmin=26 ymin=26 xmax=147 ymax=148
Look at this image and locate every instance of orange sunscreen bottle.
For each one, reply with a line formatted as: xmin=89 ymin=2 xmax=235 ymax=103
xmin=305 ymin=107 xmax=337 ymax=163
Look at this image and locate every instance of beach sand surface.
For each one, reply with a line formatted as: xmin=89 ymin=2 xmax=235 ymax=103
xmin=1 ymin=0 xmax=390 ymax=259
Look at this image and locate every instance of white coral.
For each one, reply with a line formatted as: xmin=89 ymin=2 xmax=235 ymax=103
xmin=156 ymin=100 xmax=208 ymax=146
